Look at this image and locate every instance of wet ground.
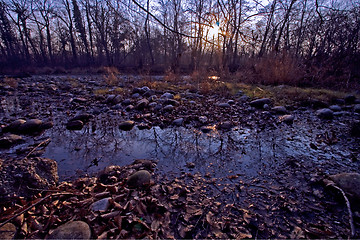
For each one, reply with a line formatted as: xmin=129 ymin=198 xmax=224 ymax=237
xmin=1 ymin=75 xmax=360 ymax=238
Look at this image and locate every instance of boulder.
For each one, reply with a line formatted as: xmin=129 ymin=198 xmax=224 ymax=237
xmin=66 ymin=120 xmax=84 ymax=130
xmin=125 ymin=105 xmax=134 ymax=111
xmin=0 ymin=134 xmax=23 ymax=148
xmin=2 ymin=119 xmax=26 ymax=133
xmin=46 ymin=221 xmax=91 ymax=239
xmin=127 ymin=170 xmax=151 ymax=188
xmin=122 ymin=99 xmax=131 ymax=106
xmin=329 ymin=173 xmax=360 ymax=200
xmin=119 ymin=121 xmax=135 ymax=131
xmin=250 ymin=98 xmax=271 ymax=109
xmin=316 ymin=108 xmax=333 ymax=119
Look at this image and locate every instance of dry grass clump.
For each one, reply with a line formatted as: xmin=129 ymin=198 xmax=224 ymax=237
xmin=103 ymin=67 xmax=120 ymax=86
xmin=3 ymin=77 xmax=18 ymax=88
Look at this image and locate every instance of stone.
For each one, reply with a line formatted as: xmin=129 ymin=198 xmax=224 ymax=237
xmin=148 ymin=102 xmax=157 ymax=108
xmin=329 ymin=173 xmax=360 ymax=200
xmin=0 ymin=223 xmax=16 ymax=239
xmin=66 ymin=120 xmax=84 ymax=130
xmin=329 ymin=105 xmax=342 ymax=112
xmin=163 ymin=105 xmax=174 ymax=112
xmin=141 ymin=86 xmax=150 ymax=93
xmin=351 ymin=121 xmax=360 ymax=137
xmin=250 ymin=98 xmax=271 ymax=109
xmin=91 ymin=197 xmax=111 ymax=212
xmin=144 ymin=90 xmax=155 ymax=97
xmin=122 ymin=99 xmax=131 ymax=106
xmin=316 ymin=108 xmax=333 ymax=119
xmin=272 ymin=106 xmax=287 ymax=114
xmin=236 ymin=90 xmax=244 ymax=96
xmin=345 ymin=95 xmax=356 ymax=105
xmin=164 ymin=99 xmax=179 ymax=106
xmin=70 ymin=114 xmax=93 ymax=122
xmin=218 ymin=103 xmax=231 ymax=108
xmin=161 ymin=92 xmax=174 ymax=99
xmin=279 ymin=115 xmax=295 ymax=124
xmin=132 ymin=93 xmax=141 ymax=99
xmin=72 ymin=97 xmax=87 ymax=104
xmin=263 ymin=104 xmax=270 ymax=110
xmin=18 ymin=119 xmax=43 ymax=133
xmin=3 ymin=119 xmax=26 ymax=133
xmin=46 ymin=221 xmax=91 ymax=239
xmin=136 ymin=99 xmax=149 ymax=110
xmin=228 ymin=100 xmax=235 ymax=105
xmin=41 ymin=121 xmax=54 ymax=130
xmin=132 ymin=87 xmax=142 ymax=94
xmin=200 ymin=126 xmax=213 ymax=133
xmin=217 ymin=121 xmax=232 ymax=130
xmin=173 ymin=118 xmax=184 ymax=126
xmin=238 ymin=96 xmax=249 ymax=102
xmin=198 ymin=116 xmax=208 ymax=124
xmin=125 ymin=105 xmax=134 ymax=111
xmin=148 ymin=95 xmax=157 ymax=102
xmin=354 ymin=104 xmax=360 ymax=113
xmin=106 ymin=95 xmax=116 ymax=104
xmin=0 ymin=134 xmax=23 ymax=148
xmin=137 ymin=123 xmax=151 ymax=130
xmin=127 ymin=170 xmax=151 ymax=188
xmin=119 ymin=120 xmax=135 ymax=131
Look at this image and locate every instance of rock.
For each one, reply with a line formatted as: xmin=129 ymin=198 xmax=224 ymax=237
xmin=329 ymin=105 xmax=342 ymax=112
xmin=132 ymin=87 xmax=142 ymax=94
xmin=250 ymin=98 xmax=271 ymax=109
xmin=125 ymin=105 xmax=134 ymax=111
xmin=351 ymin=121 xmax=360 ymax=137
xmin=72 ymin=97 xmax=87 ymax=104
xmin=354 ymin=104 xmax=360 ymax=113
xmin=0 ymin=134 xmax=23 ymax=148
xmin=238 ymin=96 xmax=249 ymax=102
xmin=136 ymin=99 xmax=149 ymax=110
xmin=70 ymin=114 xmax=93 ymax=123
xmin=97 ymin=165 xmax=122 ymax=184
xmin=218 ymin=103 xmax=231 ymax=108
xmin=66 ymin=120 xmax=84 ymax=130
xmin=186 ymin=162 xmax=195 ymax=168
xmin=141 ymin=86 xmax=150 ymax=92
xmin=279 ymin=115 xmax=295 ymax=124
xmin=228 ymin=100 xmax=235 ymax=105
xmin=0 ymin=223 xmax=16 ymax=239
xmin=163 ymin=105 xmax=174 ymax=112
xmin=272 ymin=106 xmax=287 ymax=114
xmin=329 ymin=173 xmax=360 ymax=200
xmin=164 ymin=99 xmax=179 ymax=106
xmin=18 ymin=119 xmax=43 ymax=133
xmin=122 ymin=99 xmax=131 ymax=106
xmin=148 ymin=102 xmax=157 ymax=108
xmin=143 ymin=90 xmax=155 ymax=97
xmin=137 ymin=123 xmax=151 ymax=130
xmin=91 ymin=197 xmax=111 ymax=212
xmin=345 ymin=95 xmax=356 ymax=105
xmin=236 ymin=90 xmax=244 ymax=96
xmin=106 ymin=95 xmax=116 ymax=104
xmin=161 ymin=92 xmax=174 ymax=99
xmin=41 ymin=121 xmax=54 ymax=130
xmin=148 ymin=95 xmax=157 ymax=102
xmin=316 ymin=108 xmax=333 ymax=119
xmin=217 ymin=121 xmax=232 ymax=130
xmin=263 ymin=104 xmax=270 ymax=110
xmin=119 ymin=120 xmax=135 ymax=131
xmin=132 ymin=159 xmax=155 ymax=170
xmin=198 ymin=116 xmax=208 ymax=124
xmin=127 ymin=170 xmax=151 ymax=188
xmin=173 ymin=118 xmax=184 ymax=126
xmin=200 ymin=126 xmax=213 ymax=133
xmin=132 ymin=93 xmax=141 ymax=99
xmin=3 ymin=119 xmax=26 ymax=133
xmin=46 ymin=221 xmax=91 ymax=239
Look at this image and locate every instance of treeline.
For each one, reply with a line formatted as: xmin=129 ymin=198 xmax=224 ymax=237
xmin=0 ymin=0 xmax=359 ymax=86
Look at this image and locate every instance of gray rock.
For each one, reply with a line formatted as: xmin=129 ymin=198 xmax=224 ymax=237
xmin=354 ymin=104 xmax=360 ymax=113
xmin=316 ymin=108 xmax=333 ymax=119
xmin=163 ymin=105 xmax=174 ymax=112
xmin=329 ymin=105 xmax=342 ymax=112
xmin=41 ymin=121 xmax=54 ymax=130
xmin=127 ymin=170 xmax=151 ymax=188
xmin=106 ymin=94 xmax=116 ymax=103
xmin=119 ymin=120 xmax=135 ymax=131
xmin=218 ymin=103 xmax=231 ymax=108
xmin=345 ymin=95 xmax=356 ymax=105
xmin=46 ymin=221 xmax=91 ymax=239
xmin=0 ymin=134 xmax=23 ymax=148
xmin=164 ymin=99 xmax=179 ymax=106
xmin=3 ymin=119 xmax=26 ymax=133
xmin=200 ymin=126 xmax=213 ymax=133
xmin=238 ymin=96 xmax=249 ymax=102
xmin=136 ymin=99 xmax=149 ymax=110
xmin=250 ymin=98 xmax=271 ymax=109
xmin=122 ymin=99 xmax=131 ymax=106
xmin=272 ymin=106 xmax=287 ymax=114
xmin=148 ymin=102 xmax=157 ymax=108
xmin=173 ymin=118 xmax=184 ymax=126
xmin=91 ymin=197 xmax=111 ymax=212
xmin=132 ymin=93 xmax=141 ymax=99
xmin=279 ymin=115 xmax=295 ymax=124
xmin=329 ymin=173 xmax=360 ymax=200
xmin=70 ymin=114 xmax=93 ymax=122
xmin=18 ymin=119 xmax=43 ymax=133
xmin=198 ymin=116 xmax=208 ymax=124
xmin=227 ymin=100 xmax=235 ymax=105
xmin=161 ymin=92 xmax=174 ymax=99
xmin=333 ymin=111 xmax=345 ymax=116
xmin=148 ymin=95 xmax=157 ymax=102
xmin=125 ymin=105 xmax=134 ymax=111
xmin=141 ymin=86 xmax=150 ymax=93
xmin=0 ymin=223 xmax=16 ymax=239
xmin=263 ymin=104 xmax=270 ymax=110
xmin=66 ymin=120 xmax=84 ymax=130
xmin=132 ymin=87 xmax=142 ymax=94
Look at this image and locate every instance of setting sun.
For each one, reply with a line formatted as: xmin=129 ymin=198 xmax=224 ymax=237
xmin=208 ymin=22 xmax=220 ymax=37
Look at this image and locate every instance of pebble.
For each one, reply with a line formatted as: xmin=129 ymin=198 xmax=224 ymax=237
xmin=46 ymin=221 xmax=91 ymax=239
xmin=163 ymin=105 xmax=174 ymax=112
xmin=329 ymin=105 xmax=342 ymax=112
xmin=217 ymin=121 xmax=232 ymax=130
xmin=316 ymin=108 xmax=334 ymax=119
xmin=66 ymin=120 xmax=84 ymax=130
xmin=279 ymin=115 xmax=295 ymax=124
xmin=127 ymin=170 xmax=151 ymax=188
xmin=161 ymin=92 xmax=174 ymax=99
xmin=218 ymin=103 xmax=231 ymax=108
xmin=250 ymin=98 xmax=271 ymax=109
xmin=173 ymin=118 xmax=184 ymax=126
xmin=119 ymin=121 xmax=135 ymax=131
xmin=91 ymin=197 xmax=111 ymax=212
xmin=136 ymin=99 xmax=149 ymax=110
xmin=272 ymin=106 xmax=287 ymax=114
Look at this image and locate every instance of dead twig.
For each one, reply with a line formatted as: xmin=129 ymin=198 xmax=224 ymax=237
xmin=24 ymin=138 xmax=51 ymax=159
xmin=0 ymin=192 xmax=74 ymax=228
xmin=326 ymin=182 xmax=355 ymax=238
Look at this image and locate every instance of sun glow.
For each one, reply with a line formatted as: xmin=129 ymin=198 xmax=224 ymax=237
xmin=208 ymin=23 xmax=220 ymax=37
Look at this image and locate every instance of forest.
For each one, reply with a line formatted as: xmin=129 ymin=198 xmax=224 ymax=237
xmin=0 ymin=0 xmax=359 ymax=87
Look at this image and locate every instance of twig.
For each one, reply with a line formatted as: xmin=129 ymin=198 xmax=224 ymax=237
xmin=24 ymin=138 xmax=51 ymax=159
xmin=327 ymin=183 xmax=355 ymax=238
xmin=0 ymin=192 xmax=74 ymax=228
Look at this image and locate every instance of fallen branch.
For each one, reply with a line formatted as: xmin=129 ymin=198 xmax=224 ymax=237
xmin=326 ymin=182 xmax=355 ymax=237
xmin=24 ymin=138 xmax=51 ymax=159
xmin=0 ymin=192 xmax=74 ymax=229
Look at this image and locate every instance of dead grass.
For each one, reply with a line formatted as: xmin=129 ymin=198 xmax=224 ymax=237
xmin=3 ymin=77 xmax=18 ymax=88
xmin=103 ymin=67 xmax=120 ymax=86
